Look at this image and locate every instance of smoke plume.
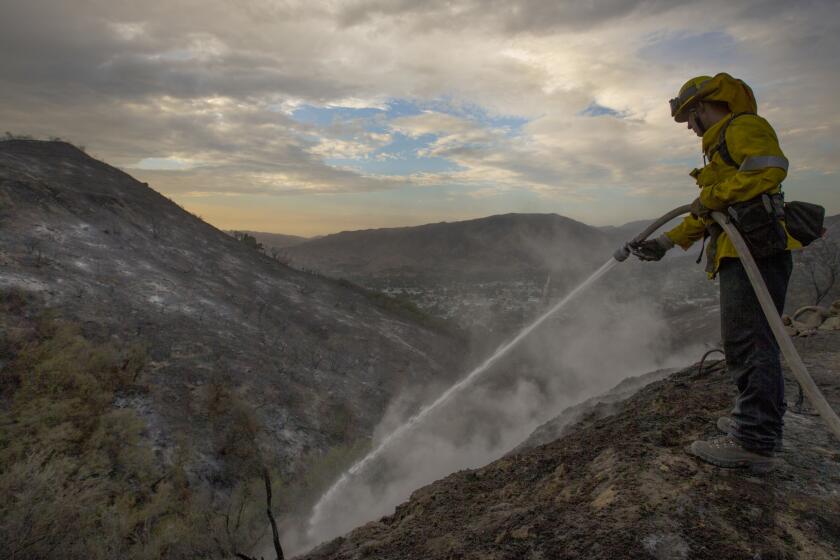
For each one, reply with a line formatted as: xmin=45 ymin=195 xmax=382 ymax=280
xmin=290 ymin=284 xmax=711 ymax=554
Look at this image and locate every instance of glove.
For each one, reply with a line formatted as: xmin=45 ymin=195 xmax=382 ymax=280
xmin=690 ymin=197 xmax=711 ymax=219
xmin=628 ymin=234 xmax=674 ymax=262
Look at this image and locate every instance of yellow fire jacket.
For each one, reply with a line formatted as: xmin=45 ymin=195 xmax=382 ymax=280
xmin=665 ymin=112 xmax=800 ymax=276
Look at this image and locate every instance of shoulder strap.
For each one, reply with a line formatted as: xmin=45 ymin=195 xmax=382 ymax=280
xmin=715 ymin=112 xmax=754 ymax=168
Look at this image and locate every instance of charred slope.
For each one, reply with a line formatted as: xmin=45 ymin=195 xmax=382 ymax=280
xmin=0 ymin=140 xmax=465 ymax=475
xmin=301 ymin=331 xmax=840 ymax=560
xmin=284 ymin=213 xmax=614 ymax=281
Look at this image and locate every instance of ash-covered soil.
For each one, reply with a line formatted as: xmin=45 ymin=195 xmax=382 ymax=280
xmin=301 ymin=331 xmax=840 ymax=560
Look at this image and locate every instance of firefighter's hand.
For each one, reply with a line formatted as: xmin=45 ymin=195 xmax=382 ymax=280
xmin=628 ymin=235 xmax=674 ymax=262
xmin=690 ymin=197 xmax=711 ymax=219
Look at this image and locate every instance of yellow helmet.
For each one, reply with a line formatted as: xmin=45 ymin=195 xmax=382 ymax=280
xmin=670 ymin=76 xmax=712 ymax=122
xmin=669 ymin=73 xmax=757 ymax=122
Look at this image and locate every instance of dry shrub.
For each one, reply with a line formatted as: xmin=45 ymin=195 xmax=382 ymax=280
xmin=202 ymin=379 xmax=262 ymax=483
xmin=0 ymin=299 xmax=302 ymax=559
xmin=0 ymin=316 xmax=256 ymax=559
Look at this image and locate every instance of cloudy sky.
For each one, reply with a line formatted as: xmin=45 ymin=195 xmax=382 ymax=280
xmin=3 ymin=0 xmax=838 ymax=236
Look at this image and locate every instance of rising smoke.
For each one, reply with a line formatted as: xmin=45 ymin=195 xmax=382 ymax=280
xmin=287 ymin=278 xmax=711 ymax=555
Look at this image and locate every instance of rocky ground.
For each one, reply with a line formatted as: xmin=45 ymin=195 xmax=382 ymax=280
xmin=300 ymin=331 xmax=840 ymax=560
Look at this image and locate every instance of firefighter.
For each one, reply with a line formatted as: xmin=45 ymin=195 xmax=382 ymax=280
xmin=630 ymin=73 xmax=799 ymax=471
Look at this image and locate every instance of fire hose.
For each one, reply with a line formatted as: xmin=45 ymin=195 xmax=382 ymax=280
xmin=615 ymin=204 xmax=840 ymax=443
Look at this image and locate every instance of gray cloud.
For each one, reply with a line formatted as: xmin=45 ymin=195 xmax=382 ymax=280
xmin=333 ymin=0 xmax=693 ymax=33
xmin=2 ymin=0 xmax=838 ymax=229
xmin=0 ymin=7 xmax=350 ymax=102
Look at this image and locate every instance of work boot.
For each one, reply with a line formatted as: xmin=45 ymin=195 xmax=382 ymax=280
xmin=688 ymin=435 xmax=776 ymax=473
xmin=716 ymin=417 xmax=783 ymax=452
xmin=717 ymin=416 xmax=736 ymax=435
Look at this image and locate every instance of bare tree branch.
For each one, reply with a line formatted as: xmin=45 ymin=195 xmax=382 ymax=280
xmin=801 ymin=239 xmax=840 ymax=305
xmin=264 ymin=467 xmax=285 ymax=560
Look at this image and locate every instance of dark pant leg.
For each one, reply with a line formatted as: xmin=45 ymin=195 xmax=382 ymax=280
xmin=718 ymin=251 xmax=793 ymax=454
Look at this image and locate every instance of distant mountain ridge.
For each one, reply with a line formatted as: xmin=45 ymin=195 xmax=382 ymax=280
xmin=270 ymin=207 xmax=838 ymax=354
xmin=277 ymin=210 xmax=839 ymax=282
xmin=284 ymin=213 xmax=614 ymax=282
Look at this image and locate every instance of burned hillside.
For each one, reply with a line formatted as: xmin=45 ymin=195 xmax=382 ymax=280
xmin=301 ymin=331 xmax=840 ymax=560
xmin=0 ymin=139 xmax=468 ymax=557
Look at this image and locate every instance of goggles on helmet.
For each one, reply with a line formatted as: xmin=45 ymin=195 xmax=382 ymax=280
xmin=669 ymin=82 xmax=703 ymax=118
xmin=668 ymin=96 xmax=682 ymax=116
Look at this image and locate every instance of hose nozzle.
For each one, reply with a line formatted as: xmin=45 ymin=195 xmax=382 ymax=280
xmin=613 ymin=244 xmax=631 ymax=262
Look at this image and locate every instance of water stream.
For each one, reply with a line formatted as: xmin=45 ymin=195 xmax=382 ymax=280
xmin=306 ymin=257 xmax=620 ymax=543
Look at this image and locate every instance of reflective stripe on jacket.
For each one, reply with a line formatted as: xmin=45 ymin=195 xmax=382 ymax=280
xmin=665 ymin=113 xmax=801 ymax=276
